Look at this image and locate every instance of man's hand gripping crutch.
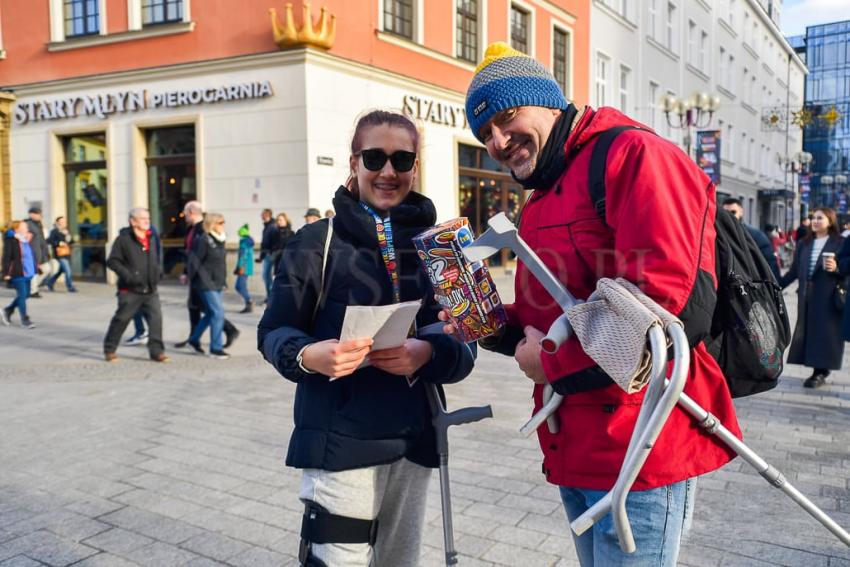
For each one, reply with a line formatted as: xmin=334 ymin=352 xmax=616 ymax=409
xmin=464 ymin=212 xmax=850 ymax=553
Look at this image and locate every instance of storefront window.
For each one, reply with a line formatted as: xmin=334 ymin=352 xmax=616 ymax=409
xmin=146 ymin=125 xmax=196 ymax=277
xmin=63 ymin=133 xmax=107 ymax=280
xmin=458 ymin=143 xmax=525 ymax=266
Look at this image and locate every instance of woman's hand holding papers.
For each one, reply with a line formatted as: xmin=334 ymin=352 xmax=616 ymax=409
xmin=301 ymin=338 xmax=374 ymax=379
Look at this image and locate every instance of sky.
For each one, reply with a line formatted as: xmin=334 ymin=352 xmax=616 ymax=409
xmin=781 ymin=0 xmax=850 ymax=37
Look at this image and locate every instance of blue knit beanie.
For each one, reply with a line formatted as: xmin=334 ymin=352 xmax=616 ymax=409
xmin=465 ymin=42 xmax=568 ymax=142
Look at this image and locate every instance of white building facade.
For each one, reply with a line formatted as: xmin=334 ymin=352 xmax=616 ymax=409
xmin=8 ymin=48 xmax=482 ymax=280
xmin=590 ymin=0 xmax=806 ymax=230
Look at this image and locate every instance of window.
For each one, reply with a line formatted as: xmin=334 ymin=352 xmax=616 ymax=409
xmin=699 ymin=30 xmax=708 ymax=72
xmin=142 ymin=0 xmax=182 ymax=26
xmin=456 ymin=0 xmax=478 ymax=62
xmin=687 ymin=20 xmax=696 ymax=66
xmin=64 ymin=0 xmax=100 ymax=37
xmin=63 ymin=133 xmax=108 ymax=280
xmin=741 ymin=132 xmax=748 ymax=167
xmin=728 ymin=0 xmax=735 ymax=29
xmin=602 ymin=0 xmax=630 ymax=20
xmin=648 ymin=81 xmax=659 ymax=129
xmin=553 ymin=27 xmax=570 ymax=96
xmin=649 ymin=0 xmax=658 ymax=41
xmin=718 ymin=47 xmax=726 ymax=88
xmin=742 ymin=68 xmax=749 ymax=104
xmin=665 ymin=2 xmax=676 ymax=52
xmin=619 ymin=65 xmax=631 ymax=114
xmin=510 ymin=5 xmax=529 ymax=54
xmin=595 ymin=53 xmax=609 ymax=107
xmin=743 ymin=12 xmax=750 ymax=45
xmin=749 ymin=137 xmax=756 ymax=170
xmin=727 ymin=54 xmax=735 ymax=92
xmin=384 ymin=0 xmax=414 ymax=39
xmin=664 ymin=90 xmax=677 ymax=142
xmin=146 ymin=125 xmax=196 ymax=277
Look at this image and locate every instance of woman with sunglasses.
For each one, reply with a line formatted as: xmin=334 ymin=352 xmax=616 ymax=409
xmin=188 ymin=212 xmax=231 ymax=360
xmin=258 ymin=110 xmax=475 ymax=566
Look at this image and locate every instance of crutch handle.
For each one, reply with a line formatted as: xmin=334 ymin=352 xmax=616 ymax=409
xmin=541 ymin=312 xmax=573 ymax=354
xmin=519 ymin=385 xmax=563 ymax=437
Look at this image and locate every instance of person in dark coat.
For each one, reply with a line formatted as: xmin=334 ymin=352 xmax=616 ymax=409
xmin=187 ymin=212 xmax=230 ymax=359
xmin=779 ymin=206 xmax=845 ymax=388
xmin=25 ymin=207 xmax=51 ymax=298
xmin=45 ymin=216 xmax=77 ymax=292
xmin=1 ymin=220 xmax=38 ymax=329
xmin=835 ymin=236 xmax=850 ymax=341
xmin=176 ymin=201 xmax=239 ymax=349
xmin=270 ymin=212 xmax=294 ymax=276
xmin=258 ymin=208 xmax=277 ymax=301
xmin=722 ymin=198 xmax=781 ymax=281
xmin=102 ymin=208 xmax=168 ymax=363
xmin=257 ymin=110 xmax=475 ymax=566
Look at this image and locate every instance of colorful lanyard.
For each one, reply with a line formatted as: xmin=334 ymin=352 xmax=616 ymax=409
xmin=359 ymin=202 xmax=401 ymax=303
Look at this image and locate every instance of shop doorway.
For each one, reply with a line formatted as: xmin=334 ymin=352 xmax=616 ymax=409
xmin=458 ymin=144 xmax=527 ymax=266
xmin=145 ymin=125 xmax=196 ymax=278
xmin=63 ymin=133 xmax=108 ymax=281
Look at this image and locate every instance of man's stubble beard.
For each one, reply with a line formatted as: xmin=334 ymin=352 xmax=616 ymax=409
xmin=511 ymin=152 xmax=537 ymax=181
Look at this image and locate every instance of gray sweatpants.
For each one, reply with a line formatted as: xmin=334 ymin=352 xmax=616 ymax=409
xmin=299 ymin=458 xmax=432 ymax=566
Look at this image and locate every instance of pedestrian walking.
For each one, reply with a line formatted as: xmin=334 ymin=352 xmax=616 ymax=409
xmin=25 ymin=207 xmax=51 ymax=298
xmin=257 ymin=109 xmax=475 ymax=566
xmin=779 ymin=207 xmax=845 ymax=388
xmin=234 ymin=223 xmax=255 ymax=313
xmin=177 ymin=201 xmax=239 ymax=349
xmin=836 ymin=235 xmax=850 ymax=342
xmin=445 ymin=42 xmax=740 ymax=566
xmin=259 ymin=208 xmax=276 ymax=301
xmin=45 ymin=216 xmax=77 ymax=292
xmin=125 ymin=224 xmax=163 ymax=347
xmin=271 ymin=212 xmax=293 ymax=276
xmin=303 ymin=207 xmax=321 ymax=224
xmin=187 ymin=212 xmax=231 ymax=359
xmin=1 ymin=220 xmax=38 ymax=329
xmin=102 ymin=208 xmax=168 ymax=363
xmin=722 ymin=198 xmax=781 ymax=280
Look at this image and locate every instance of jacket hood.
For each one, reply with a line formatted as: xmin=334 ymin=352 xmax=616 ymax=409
xmin=331 ymin=185 xmax=437 ymax=248
xmin=566 ymin=106 xmax=650 ymax=154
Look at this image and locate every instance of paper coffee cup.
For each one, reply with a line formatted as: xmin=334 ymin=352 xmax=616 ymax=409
xmin=823 ymin=252 xmax=835 ymax=268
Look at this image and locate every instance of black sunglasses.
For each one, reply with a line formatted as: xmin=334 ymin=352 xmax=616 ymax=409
xmin=357 ymin=149 xmax=417 ymax=172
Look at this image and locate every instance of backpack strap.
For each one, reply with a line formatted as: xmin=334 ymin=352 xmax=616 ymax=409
xmin=311 ymin=217 xmax=333 ymax=325
xmin=588 ymin=125 xmax=644 ymax=224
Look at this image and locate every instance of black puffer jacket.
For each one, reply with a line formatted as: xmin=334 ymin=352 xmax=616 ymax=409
xmin=190 ymin=231 xmax=227 ymax=292
xmin=107 ymin=227 xmax=161 ymax=294
xmin=257 ymin=187 xmax=476 ymax=471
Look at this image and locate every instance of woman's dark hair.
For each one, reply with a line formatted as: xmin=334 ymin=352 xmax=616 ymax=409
xmin=804 ymin=206 xmax=839 ymax=242
xmin=55 ymin=216 xmax=64 ymax=223
xmin=348 ymin=110 xmax=419 ymax=198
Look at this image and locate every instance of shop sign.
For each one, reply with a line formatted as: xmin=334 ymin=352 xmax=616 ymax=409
xmin=758 ymin=189 xmax=795 ymax=199
xmin=14 ymin=80 xmax=273 ymax=125
xmin=402 ymin=95 xmax=468 ymax=130
xmin=695 ymin=130 xmax=721 ymax=185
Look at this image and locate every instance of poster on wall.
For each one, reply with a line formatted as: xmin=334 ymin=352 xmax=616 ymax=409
xmin=696 ymin=130 xmax=721 ymax=185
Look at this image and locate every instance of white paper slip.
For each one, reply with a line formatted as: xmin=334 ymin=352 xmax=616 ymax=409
xmin=339 ymin=299 xmax=422 ymax=350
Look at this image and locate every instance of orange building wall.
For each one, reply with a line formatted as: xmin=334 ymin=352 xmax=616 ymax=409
xmin=0 ymin=0 xmax=588 ymax=106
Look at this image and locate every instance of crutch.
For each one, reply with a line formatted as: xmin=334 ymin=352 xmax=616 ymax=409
xmin=425 ymin=383 xmax=493 ymax=566
xmin=464 ymin=212 xmax=850 ymax=551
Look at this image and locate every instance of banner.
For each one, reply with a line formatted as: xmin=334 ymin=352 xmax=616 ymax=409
xmin=696 ymin=130 xmax=721 ymax=185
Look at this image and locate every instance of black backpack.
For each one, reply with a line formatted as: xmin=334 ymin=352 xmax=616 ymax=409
xmin=588 ymin=126 xmax=791 ymax=398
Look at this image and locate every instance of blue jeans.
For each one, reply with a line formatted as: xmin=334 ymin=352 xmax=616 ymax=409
xmin=47 ymin=258 xmax=75 ymax=290
xmin=6 ymin=277 xmax=31 ymax=320
xmin=132 ymin=312 xmax=146 ymax=337
xmin=559 ymin=478 xmax=696 ymax=567
xmin=262 ymin=256 xmax=274 ymax=297
xmin=235 ymin=274 xmax=251 ymax=303
xmin=190 ymin=290 xmax=224 ymax=351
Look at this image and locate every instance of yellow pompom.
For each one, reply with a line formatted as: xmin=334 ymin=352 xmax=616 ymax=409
xmin=474 ymin=42 xmax=529 ymax=75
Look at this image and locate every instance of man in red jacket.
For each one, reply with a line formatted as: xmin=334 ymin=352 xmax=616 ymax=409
xmin=461 ymin=43 xmax=741 ymax=565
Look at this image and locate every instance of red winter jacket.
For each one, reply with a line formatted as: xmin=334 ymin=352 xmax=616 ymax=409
xmin=507 ymin=107 xmax=741 ymax=490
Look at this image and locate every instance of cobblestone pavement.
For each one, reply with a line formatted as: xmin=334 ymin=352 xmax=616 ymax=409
xmin=0 ymin=275 xmax=848 ymax=566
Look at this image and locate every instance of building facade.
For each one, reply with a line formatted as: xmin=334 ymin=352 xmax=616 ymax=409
xmin=590 ymin=0 xmax=806 ymax=230
xmin=0 ymin=0 xmax=590 ymax=279
xmin=791 ymin=20 xmax=850 ymax=214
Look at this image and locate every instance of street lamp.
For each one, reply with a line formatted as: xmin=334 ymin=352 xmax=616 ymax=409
xmin=776 ymin=151 xmax=813 ymax=227
xmin=661 ymin=91 xmax=721 ymax=157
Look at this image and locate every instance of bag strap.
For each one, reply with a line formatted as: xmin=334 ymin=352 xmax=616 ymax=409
xmin=588 ymin=125 xmax=644 ymax=224
xmin=311 ymin=217 xmax=333 ymax=324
